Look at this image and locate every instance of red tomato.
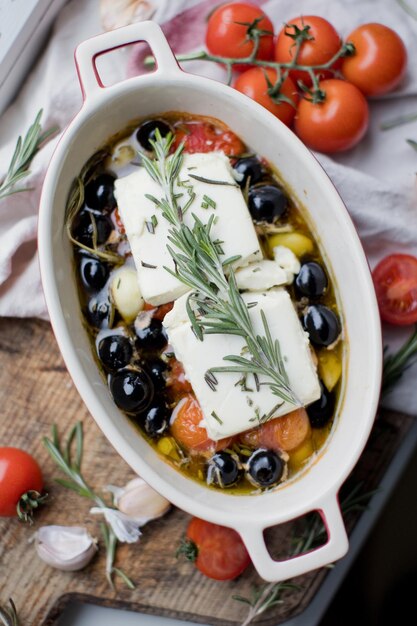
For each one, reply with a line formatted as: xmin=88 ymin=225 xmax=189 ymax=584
xmin=185 ymin=517 xmax=251 ymax=580
xmin=0 ymin=448 xmax=43 ymax=517
xmin=275 ymin=16 xmax=342 ymax=85
xmin=170 ymin=394 xmax=232 ymax=453
xmin=143 ymin=301 xmax=174 ymax=321
xmin=342 ymin=23 xmax=407 ymax=96
xmin=294 ymin=79 xmax=369 ymax=153
xmin=173 ymin=122 xmax=244 ymax=156
xmin=206 ymin=3 xmax=274 ymax=70
xmin=166 ymin=359 xmax=193 ymax=397
xmin=240 ymin=408 xmax=311 ymax=452
xmin=372 ymin=254 xmax=417 ymax=326
xmin=234 ymin=68 xmax=298 ymax=127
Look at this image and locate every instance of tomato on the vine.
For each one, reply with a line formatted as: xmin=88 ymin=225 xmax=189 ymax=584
xmin=275 ymin=16 xmax=342 ymax=86
xmin=182 ymin=517 xmax=251 ymax=580
xmin=173 ymin=122 xmax=244 ymax=156
xmin=206 ymin=2 xmax=274 ymax=69
xmin=0 ymin=447 xmax=44 ymax=519
xmin=342 ymin=23 xmax=407 ymax=97
xmin=294 ymin=79 xmax=369 ymax=153
xmin=234 ymin=68 xmax=298 ymax=127
xmin=372 ymin=254 xmax=417 ymax=326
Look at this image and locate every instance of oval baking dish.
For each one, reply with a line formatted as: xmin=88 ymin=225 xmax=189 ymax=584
xmin=38 ymin=21 xmax=382 ymax=582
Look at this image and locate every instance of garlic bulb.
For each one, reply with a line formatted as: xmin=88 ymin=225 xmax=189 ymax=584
xmin=107 ymin=477 xmax=171 ymax=524
xmin=35 ymin=526 xmax=97 ymax=571
xmin=101 ymin=0 xmax=155 ymax=31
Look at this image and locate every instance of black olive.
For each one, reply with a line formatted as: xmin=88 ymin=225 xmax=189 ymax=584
xmin=295 ymin=262 xmax=328 ymax=298
xmin=110 ymin=368 xmax=154 ymax=414
xmin=139 ymin=399 xmax=169 ymax=438
xmin=72 ymin=210 xmax=112 ymax=247
xmin=247 ymin=449 xmax=285 ymax=488
xmin=248 ymin=185 xmax=288 ymax=223
xmin=80 ymin=256 xmax=109 ymax=291
xmin=207 ymin=451 xmax=240 ymax=488
xmin=84 ymin=174 xmax=116 ymax=212
xmin=307 ymin=382 xmax=335 ymax=428
xmin=135 ymin=319 xmax=168 ymax=352
xmin=145 ymin=358 xmax=167 ymax=386
xmin=233 ymin=157 xmax=263 ymax=187
xmin=303 ymin=305 xmax=340 ymax=347
xmin=98 ymin=335 xmax=132 ymax=371
xmin=86 ymin=296 xmax=112 ymax=329
xmin=136 ymin=120 xmax=171 ymax=151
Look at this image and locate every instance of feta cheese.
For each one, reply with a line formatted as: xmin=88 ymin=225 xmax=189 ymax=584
xmin=164 ymin=288 xmax=320 ymax=440
xmin=273 ymin=245 xmax=301 ymax=283
xmin=114 ymin=152 xmax=262 ymax=306
xmin=235 ymin=260 xmax=287 ymax=291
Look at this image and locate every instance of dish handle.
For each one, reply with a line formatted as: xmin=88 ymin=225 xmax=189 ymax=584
xmin=237 ymin=492 xmax=348 ymax=582
xmin=75 ymin=21 xmax=180 ymax=100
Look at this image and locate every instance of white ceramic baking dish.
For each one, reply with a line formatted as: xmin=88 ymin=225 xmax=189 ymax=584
xmin=38 ymin=21 xmax=382 ymax=582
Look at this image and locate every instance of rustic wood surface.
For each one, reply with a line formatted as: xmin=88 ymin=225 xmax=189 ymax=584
xmin=0 ymin=318 xmax=413 ymax=626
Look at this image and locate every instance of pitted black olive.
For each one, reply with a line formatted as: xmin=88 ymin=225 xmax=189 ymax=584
xmin=98 ymin=335 xmax=132 ymax=371
xmin=110 ymin=368 xmax=154 ymax=414
xmin=295 ymin=262 xmax=328 ymax=298
xmin=136 ymin=120 xmax=171 ymax=151
xmin=246 ymin=449 xmax=285 ymax=488
xmin=84 ymin=174 xmax=116 ymax=212
xmin=233 ymin=157 xmax=263 ymax=187
xmin=307 ymin=382 xmax=335 ymax=428
xmin=207 ymin=451 xmax=240 ymax=488
xmin=248 ymin=185 xmax=288 ymax=223
xmin=303 ymin=305 xmax=340 ymax=347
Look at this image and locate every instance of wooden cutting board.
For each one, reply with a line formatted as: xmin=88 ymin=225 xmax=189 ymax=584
xmin=0 ymin=318 xmax=413 ymax=626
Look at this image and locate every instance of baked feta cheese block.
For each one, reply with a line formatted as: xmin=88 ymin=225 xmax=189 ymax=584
xmin=164 ymin=288 xmax=321 ymax=440
xmin=114 ymin=151 xmax=263 ymax=306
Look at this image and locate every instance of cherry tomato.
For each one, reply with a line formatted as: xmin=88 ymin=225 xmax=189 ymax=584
xmin=185 ymin=517 xmax=251 ymax=580
xmin=0 ymin=447 xmax=43 ymax=517
xmin=294 ymin=79 xmax=369 ymax=153
xmin=166 ymin=358 xmax=193 ymax=397
xmin=206 ymin=3 xmax=274 ymax=70
xmin=275 ymin=16 xmax=342 ymax=86
xmin=240 ymin=408 xmax=311 ymax=452
xmin=234 ymin=68 xmax=298 ymax=127
xmin=372 ymin=254 xmax=417 ymax=325
xmin=170 ymin=394 xmax=232 ymax=453
xmin=342 ymin=23 xmax=407 ymax=96
xmin=173 ymin=122 xmax=244 ymax=156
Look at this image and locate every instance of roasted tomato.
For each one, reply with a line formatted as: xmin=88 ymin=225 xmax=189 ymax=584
xmin=372 ymin=254 xmax=417 ymax=325
xmin=240 ymin=408 xmax=312 ymax=452
xmin=342 ymin=23 xmax=407 ymax=96
xmin=166 ymin=358 xmax=193 ymax=397
xmin=173 ymin=122 xmax=244 ymax=156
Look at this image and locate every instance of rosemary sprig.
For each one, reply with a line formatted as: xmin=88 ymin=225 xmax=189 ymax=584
xmin=141 ymin=132 xmax=298 ymax=409
xmin=0 ymin=109 xmax=57 ymax=201
xmin=0 ymin=599 xmax=19 ymax=626
xmin=43 ymin=422 xmax=134 ymax=590
xmin=235 ymin=482 xmax=375 ymax=625
xmin=382 ymin=327 xmax=417 ymax=397
xmin=380 ymin=110 xmax=417 ymax=131
xmin=407 ymin=139 xmax=417 ymax=152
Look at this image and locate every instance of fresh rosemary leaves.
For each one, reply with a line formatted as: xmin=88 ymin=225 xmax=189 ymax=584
xmin=141 ymin=131 xmax=297 ymax=410
xmin=43 ymin=422 xmax=135 ymax=590
xmin=0 ymin=109 xmax=57 ymax=201
xmin=382 ymin=327 xmax=417 ymax=397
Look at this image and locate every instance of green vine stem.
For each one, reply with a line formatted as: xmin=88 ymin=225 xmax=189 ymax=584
xmin=144 ymin=21 xmax=354 ymax=103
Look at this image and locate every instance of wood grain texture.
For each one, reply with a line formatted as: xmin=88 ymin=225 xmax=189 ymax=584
xmin=0 ymin=318 xmax=413 ymax=626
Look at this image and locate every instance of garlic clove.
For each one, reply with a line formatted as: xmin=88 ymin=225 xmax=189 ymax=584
xmin=101 ymin=0 xmax=155 ymax=31
xmin=35 ymin=526 xmax=97 ymax=572
xmin=107 ymin=477 xmax=171 ymax=525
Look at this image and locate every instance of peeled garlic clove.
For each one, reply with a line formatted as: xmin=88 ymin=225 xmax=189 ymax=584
xmin=111 ymin=267 xmax=144 ymax=322
xmin=109 ymin=477 xmax=170 ymax=524
xmin=35 ymin=525 xmax=97 ymax=572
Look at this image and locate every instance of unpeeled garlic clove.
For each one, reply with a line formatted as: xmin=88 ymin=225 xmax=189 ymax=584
xmin=107 ymin=477 xmax=170 ymax=524
xmin=35 ymin=525 xmax=97 ymax=571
